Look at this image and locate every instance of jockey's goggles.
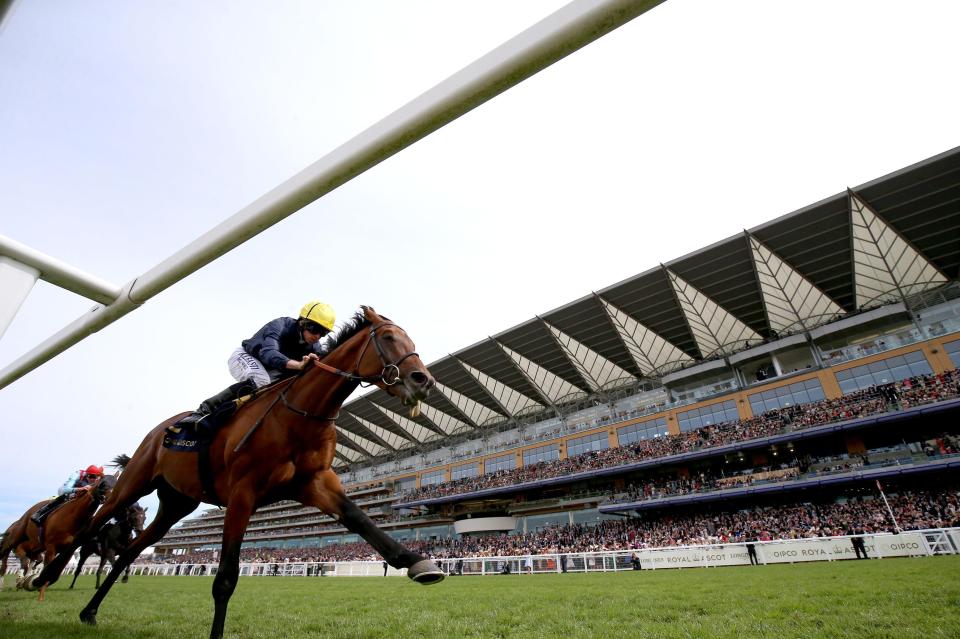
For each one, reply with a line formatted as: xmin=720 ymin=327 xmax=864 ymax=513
xmin=302 ymin=321 xmax=329 ymax=335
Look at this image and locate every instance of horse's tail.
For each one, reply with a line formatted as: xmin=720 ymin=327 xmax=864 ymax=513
xmin=111 ymin=454 xmax=131 ymax=469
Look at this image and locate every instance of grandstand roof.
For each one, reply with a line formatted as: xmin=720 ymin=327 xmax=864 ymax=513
xmin=333 ymin=146 xmax=960 ymax=467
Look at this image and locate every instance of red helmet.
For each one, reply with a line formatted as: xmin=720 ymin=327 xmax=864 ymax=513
xmin=85 ymin=465 xmax=104 ymax=476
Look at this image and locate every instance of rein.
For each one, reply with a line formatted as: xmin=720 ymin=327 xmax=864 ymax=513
xmin=232 ymin=321 xmax=416 ymax=452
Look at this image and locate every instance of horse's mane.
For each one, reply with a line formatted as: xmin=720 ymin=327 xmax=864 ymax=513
xmin=317 ymin=308 xmax=371 ymax=357
xmin=111 ymin=454 xmax=131 ymax=469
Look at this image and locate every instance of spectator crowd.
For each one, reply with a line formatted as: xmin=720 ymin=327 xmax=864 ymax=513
xmin=147 ymin=486 xmax=959 ymax=565
xmin=400 ymin=370 xmax=960 ymax=503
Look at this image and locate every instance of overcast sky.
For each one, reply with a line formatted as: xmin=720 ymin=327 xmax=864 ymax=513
xmin=1 ymin=0 xmax=958 ymax=530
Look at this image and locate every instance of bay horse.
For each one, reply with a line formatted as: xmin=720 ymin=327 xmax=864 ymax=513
xmin=0 ymin=503 xmax=45 ymax=591
xmin=6 ymin=475 xmax=115 ymax=601
xmin=68 ymin=502 xmax=147 ymax=589
xmin=32 ymin=307 xmax=444 ymax=639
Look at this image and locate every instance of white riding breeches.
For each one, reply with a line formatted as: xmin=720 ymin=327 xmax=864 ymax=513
xmin=228 ymin=348 xmax=281 ymax=388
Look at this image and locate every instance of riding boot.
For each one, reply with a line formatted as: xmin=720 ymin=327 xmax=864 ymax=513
xmin=30 ymin=494 xmax=68 ymax=526
xmin=178 ymin=379 xmax=258 ymax=426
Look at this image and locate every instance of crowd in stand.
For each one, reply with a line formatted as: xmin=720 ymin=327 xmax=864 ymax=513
xmin=147 ymin=486 xmax=959 ymax=565
xmin=164 ymin=428 xmax=960 ymax=549
xmin=150 ymin=369 xmax=960 ymax=561
xmin=400 ymin=369 xmax=960 ymax=502
xmin=614 ymin=465 xmax=803 ymax=502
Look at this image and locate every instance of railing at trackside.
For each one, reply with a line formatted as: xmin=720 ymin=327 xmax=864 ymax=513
xmin=13 ymin=528 xmax=954 ymax=581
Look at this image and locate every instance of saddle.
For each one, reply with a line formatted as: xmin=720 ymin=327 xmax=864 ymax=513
xmin=162 ymin=395 xmax=253 ymax=452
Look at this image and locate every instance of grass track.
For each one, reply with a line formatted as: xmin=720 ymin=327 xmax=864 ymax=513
xmin=1 ymin=557 xmax=959 ymax=639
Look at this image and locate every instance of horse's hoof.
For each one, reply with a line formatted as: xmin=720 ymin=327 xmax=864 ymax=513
xmin=22 ymin=578 xmax=38 ymax=592
xmin=407 ymin=560 xmax=445 ymax=585
xmin=80 ymin=610 xmax=97 ymax=626
xmin=121 ymin=577 xmax=128 ymax=583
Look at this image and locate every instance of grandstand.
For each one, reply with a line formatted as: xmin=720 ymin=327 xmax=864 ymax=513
xmin=152 ymin=146 xmax=960 ymax=562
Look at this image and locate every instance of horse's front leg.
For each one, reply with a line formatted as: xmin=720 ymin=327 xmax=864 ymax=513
xmin=0 ymin=548 xmax=9 ymax=591
xmin=97 ymin=553 xmax=109 ymax=589
xmin=37 ymin=549 xmax=56 ymax=602
xmin=298 ymin=470 xmax=443 ymax=584
xmin=210 ymin=489 xmax=256 ymax=639
xmin=69 ymin=546 xmax=93 ymax=589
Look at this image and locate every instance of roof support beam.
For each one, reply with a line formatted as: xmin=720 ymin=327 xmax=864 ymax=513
xmin=0 ymin=234 xmax=122 ymax=304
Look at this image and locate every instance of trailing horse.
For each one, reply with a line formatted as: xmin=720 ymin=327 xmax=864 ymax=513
xmin=32 ymin=307 xmax=443 ymax=639
xmin=68 ymin=502 xmax=147 ymax=589
xmin=0 ymin=506 xmax=44 ymax=591
xmin=7 ymin=474 xmax=115 ymax=601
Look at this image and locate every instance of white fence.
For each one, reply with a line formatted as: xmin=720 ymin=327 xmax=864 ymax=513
xmin=16 ymin=528 xmax=954 ymax=581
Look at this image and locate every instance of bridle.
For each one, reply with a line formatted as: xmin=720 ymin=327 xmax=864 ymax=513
xmin=89 ymin=476 xmax=113 ymax=505
xmin=123 ymin=504 xmax=146 ymax=535
xmin=235 ymin=321 xmax=419 ymax=451
xmin=312 ymin=321 xmax=420 ymax=388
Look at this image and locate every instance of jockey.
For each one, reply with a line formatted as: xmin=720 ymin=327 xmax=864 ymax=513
xmin=179 ymin=301 xmax=336 ymax=426
xmin=30 ymin=465 xmax=104 ymax=525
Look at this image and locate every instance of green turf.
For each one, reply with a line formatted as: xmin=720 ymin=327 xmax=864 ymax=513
xmin=1 ymin=557 xmax=958 ymax=639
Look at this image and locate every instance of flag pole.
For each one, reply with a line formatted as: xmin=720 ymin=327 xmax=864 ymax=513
xmin=876 ymin=480 xmax=902 ymax=533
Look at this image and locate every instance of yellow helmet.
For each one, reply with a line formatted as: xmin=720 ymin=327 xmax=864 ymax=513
xmin=299 ymin=301 xmax=336 ymax=331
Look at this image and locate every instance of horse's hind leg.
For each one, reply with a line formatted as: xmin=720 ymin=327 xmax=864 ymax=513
xmin=299 ymin=470 xmax=443 ymax=584
xmin=80 ymin=486 xmax=198 ymax=626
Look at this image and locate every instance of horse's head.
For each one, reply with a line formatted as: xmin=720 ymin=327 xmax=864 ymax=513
xmin=356 ymin=306 xmax=435 ymax=412
xmin=92 ymin=474 xmax=117 ymax=504
xmin=125 ymin=503 xmax=147 ymax=534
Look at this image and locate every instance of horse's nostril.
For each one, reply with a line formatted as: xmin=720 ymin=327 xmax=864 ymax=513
xmin=410 ymin=371 xmax=429 ymax=387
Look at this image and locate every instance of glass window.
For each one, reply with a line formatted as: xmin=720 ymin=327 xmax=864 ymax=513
xmin=832 ymin=351 xmax=933 ymax=394
xmin=677 ymin=400 xmax=737 ymax=432
xmin=485 ymin=453 xmax=515 ymax=473
xmin=570 ymin=509 xmax=604 ymax=525
xmin=451 ymin=462 xmax=478 ymax=481
xmin=395 ymin=476 xmax=416 ymax=493
xmin=420 ymin=469 xmax=446 ymax=487
xmin=946 ymin=338 xmax=960 ymax=368
xmin=526 ymin=513 xmax=568 ymax=532
xmin=748 ymin=379 xmax=825 ymax=416
xmin=566 ymin=431 xmax=609 ymax=457
xmin=417 ymin=525 xmax=452 ymax=540
xmin=523 ymin=444 xmax=560 ymax=466
xmin=617 ymin=418 xmax=668 ymax=446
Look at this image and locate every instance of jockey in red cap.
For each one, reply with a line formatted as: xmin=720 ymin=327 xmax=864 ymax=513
xmin=30 ymin=465 xmax=105 ymax=526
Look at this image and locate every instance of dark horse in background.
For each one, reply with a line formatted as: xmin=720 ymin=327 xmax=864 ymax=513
xmin=32 ymin=307 xmax=444 ymax=639
xmin=68 ymin=500 xmax=147 ymax=590
xmin=3 ymin=474 xmax=115 ymax=601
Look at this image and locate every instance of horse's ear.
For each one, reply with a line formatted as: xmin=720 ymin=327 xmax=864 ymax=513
xmin=363 ymin=306 xmax=380 ymax=322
